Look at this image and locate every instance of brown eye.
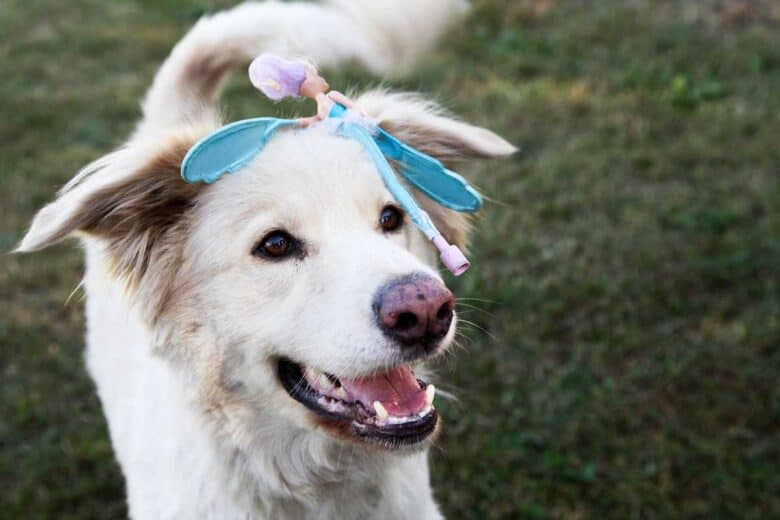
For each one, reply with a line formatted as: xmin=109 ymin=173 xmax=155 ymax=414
xmin=253 ymin=231 xmax=296 ymax=259
xmin=379 ymin=206 xmax=403 ymax=232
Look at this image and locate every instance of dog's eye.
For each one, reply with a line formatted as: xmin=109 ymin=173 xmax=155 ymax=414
xmin=379 ymin=206 xmax=403 ymax=232
xmin=253 ymin=231 xmax=296 ymax=259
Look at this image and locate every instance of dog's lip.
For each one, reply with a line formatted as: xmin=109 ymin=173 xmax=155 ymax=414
xmin=276 ymin=358 xmax=438 ymax=446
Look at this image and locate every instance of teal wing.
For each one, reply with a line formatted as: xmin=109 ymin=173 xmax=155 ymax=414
xmin=374 ymin=128 xmax=483 ymax=213
xmin=181 ymin=118 xmax=297 ymax=184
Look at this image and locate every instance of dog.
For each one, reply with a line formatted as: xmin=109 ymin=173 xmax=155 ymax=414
xmin=17 ymin=1 xmax=514 ymax=517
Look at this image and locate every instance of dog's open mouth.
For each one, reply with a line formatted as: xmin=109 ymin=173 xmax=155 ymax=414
xmin=277 ymin=358 xmax=438 ymax=446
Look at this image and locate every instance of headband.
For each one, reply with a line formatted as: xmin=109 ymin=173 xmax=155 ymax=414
xmin=181 ymin=62 xmax=482 ymax=275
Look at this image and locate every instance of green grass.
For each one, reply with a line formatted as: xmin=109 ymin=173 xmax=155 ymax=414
xmin=1 ymin=0 xmax=779 ymax=518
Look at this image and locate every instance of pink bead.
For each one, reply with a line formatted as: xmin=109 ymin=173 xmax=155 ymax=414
xmin=432 ymin=236 xmax=470 ymax=276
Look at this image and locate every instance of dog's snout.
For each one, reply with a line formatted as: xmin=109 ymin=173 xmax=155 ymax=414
xmin=374 ymin=274 xmax=455 ymax=347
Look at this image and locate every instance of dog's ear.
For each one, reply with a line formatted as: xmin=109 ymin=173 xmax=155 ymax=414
xmin=16 ymin=134 xmax=202 ymax=290
xmin=355 ymin=90 xmax=515 ymax=247
xmin=355 ymin=90 xmax=516 ymax=163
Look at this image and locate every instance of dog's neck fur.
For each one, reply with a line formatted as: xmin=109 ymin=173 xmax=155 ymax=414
xmin=82 ymin=241 xmax=440 ymax=519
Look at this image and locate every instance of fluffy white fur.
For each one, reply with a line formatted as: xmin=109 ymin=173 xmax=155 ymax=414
xmin=18 ymin=1 xmax=514 ymax=518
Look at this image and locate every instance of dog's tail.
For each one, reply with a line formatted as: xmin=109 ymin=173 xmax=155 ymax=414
xmin=139 ymin=0 xmax=467 ymax=131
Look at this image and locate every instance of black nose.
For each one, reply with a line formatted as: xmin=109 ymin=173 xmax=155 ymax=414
xmin=373 ymin=274 xmax=455 ymax=347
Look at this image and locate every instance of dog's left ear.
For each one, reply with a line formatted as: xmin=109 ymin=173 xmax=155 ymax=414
xmin=356 ymin=90 xmax=516 ymax=163
xmin=355 ymin=90 xmax=516 ymax=247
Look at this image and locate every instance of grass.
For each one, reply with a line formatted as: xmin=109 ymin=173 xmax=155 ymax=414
xmin=1 ymin=0 xmax=778 ymax=517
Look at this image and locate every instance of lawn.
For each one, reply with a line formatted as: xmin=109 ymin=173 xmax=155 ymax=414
xmin=1 ymin=0 xmax=778 ymax=518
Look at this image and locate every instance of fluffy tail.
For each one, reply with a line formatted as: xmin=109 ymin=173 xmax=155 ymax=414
xmin=139 ymin=0 xmax=467 ymax=131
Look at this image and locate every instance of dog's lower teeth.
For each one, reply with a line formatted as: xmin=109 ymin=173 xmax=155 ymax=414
xmin=381 ymin=406 xmax=433 ymax=425
xmin=373 ymin=401 xmax=389 ymax=422
xmin=425 ymin=384 xmax=436 ymax=406
xmin=386 ymin=415 xmax=414 ymax=425
xmin=371 ymin=403 xmax=434 ymax=425
xmin=317 ymin=396 xmax=349 ymax=415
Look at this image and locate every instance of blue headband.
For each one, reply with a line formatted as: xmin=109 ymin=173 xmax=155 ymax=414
xmin=181 ymin=103 xmax=480 ymax=274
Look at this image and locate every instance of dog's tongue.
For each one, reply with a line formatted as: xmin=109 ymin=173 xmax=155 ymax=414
xmin=339 ymin=366 xmax=426 ymax=416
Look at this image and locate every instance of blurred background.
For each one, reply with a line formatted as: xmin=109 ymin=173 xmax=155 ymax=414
xmin=1 ymin=0 xmax=778 ymax=517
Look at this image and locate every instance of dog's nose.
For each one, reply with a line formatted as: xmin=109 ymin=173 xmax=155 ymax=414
xmin=374 ymin=274 xmax=455 ymax=346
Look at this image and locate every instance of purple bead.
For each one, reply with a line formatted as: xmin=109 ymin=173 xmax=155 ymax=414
xmin=248 ymin=53 xmax=307 ymax=101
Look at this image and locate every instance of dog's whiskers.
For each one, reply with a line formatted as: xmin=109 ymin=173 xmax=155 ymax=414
xmin=456 ymin=318 xmax=497 ymax=341
xmin=455 ymin=297 xmax=497 ymax=304
xmin=290 ymin=374 xmax=309 ymax=396
xmin=455 ymin=301 xmax=495 ymax=318
xmin=65 ymin=280 xmax=86 ymax=306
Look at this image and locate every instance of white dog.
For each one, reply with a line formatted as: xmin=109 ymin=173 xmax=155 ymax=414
xmin=17 ymin=1 xmax=514 ymax=518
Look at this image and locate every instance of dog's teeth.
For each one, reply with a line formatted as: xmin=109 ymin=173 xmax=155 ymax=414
xmin=318 ymin=373 xmax=334 ymax=389
xmin=425 ymin=384 xmax=436 ymax=406
xmin=373 ymin=401 xmax=388 ymax=422
xmin=334 ymin=387 xmax=348 ymax=400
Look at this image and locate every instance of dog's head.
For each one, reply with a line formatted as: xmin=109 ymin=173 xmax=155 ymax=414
xmin=18 ymin=91 xmax=514 ymax=450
